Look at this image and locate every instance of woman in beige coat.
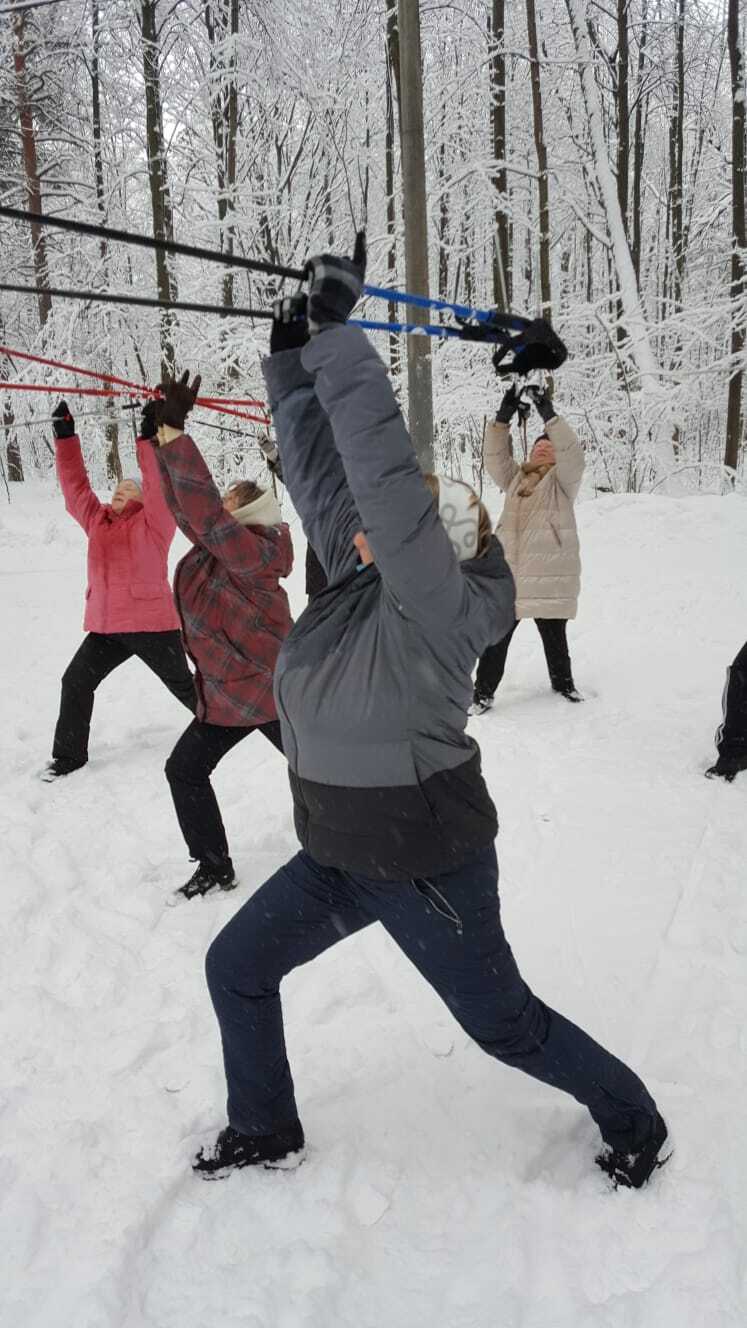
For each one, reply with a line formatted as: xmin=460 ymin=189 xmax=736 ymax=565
xmin=473 ymin=385 xmax=585 ymax=712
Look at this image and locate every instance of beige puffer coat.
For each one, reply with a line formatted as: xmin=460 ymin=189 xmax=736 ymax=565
xmin=485 ymin=415 xmax=585 ymax=619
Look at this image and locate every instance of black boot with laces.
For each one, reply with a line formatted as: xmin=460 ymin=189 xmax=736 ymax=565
xmin=177 ymin=859 xmax=237 ymax=900
xmin=193 ymin=1122 xmax=306 ymax=1178
xmin=595 ymin=1112 xmax=670 ymax=1189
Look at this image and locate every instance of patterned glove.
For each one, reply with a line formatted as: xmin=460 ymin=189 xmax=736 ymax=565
xmin=495 ymin=386 xmax=521 ymax=424
xmin=52 ymin=399 xmax=75 ymax=439
xmin=305 ymin=231 xmax=366 ymax=334
xmin=524 ymin=384 xmax=557 ymax=424
xmin=159 ymin=370 xmax=201 ymax=431
xmin=270 ymin=294 xmax=310 ymax=354
xmin=258 ymin=435 xmax=283 ymax=482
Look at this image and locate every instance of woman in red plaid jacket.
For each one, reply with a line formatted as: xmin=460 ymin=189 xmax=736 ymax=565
xmin=154 ymin=374 xmax=294 ymax=900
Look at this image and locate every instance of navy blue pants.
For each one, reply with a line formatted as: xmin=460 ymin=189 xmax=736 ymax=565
xmin=206 ymin=844 xmax=657 ymax=1153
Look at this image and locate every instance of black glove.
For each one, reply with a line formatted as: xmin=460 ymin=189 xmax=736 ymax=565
xmin=139 ymin=392 xmax=161 ymax=440
xmin=270 ymin=294 xmax=310 ymax=354
xmin=495 ymin=386 xmax=521 ymax=424
xmin=524 ymin=384 xmax=557 ymax=424
xmin=52 ymin=399 xmax=75 ymax=439
xmin=305 ymin=231 xmax=366 ymax=334
xmin=159 ymin=369 xmax=201 ymax=431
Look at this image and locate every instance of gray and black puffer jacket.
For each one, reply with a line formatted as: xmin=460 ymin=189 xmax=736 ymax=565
xmin=262 ymin=325 xmax=515 ymax=881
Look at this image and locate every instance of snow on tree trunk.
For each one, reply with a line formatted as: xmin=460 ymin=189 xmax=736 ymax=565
xmin=565 ymin=0 xmax=673 ymax=479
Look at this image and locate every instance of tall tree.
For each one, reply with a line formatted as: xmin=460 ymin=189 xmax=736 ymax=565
xmin=526 ymin=0 xmax=551 ymax=321
xmin=139 ymin=0 xmax=178 ymax=378
xmin=91 ymin=0 xmax=122 ymax=484
xmin=631 ymin=0 xmax=649 ymax=285
xmin=397 ymin=0 xmax=433 ymax=470
xmin=385 ymin=4 xmax=401 ymax=377
xmin=725 ymin=0 xmax=746 ymax=473
xmin=10 ymin=0 xmax=51 ymax=333
xmin=565 ymin=0 xmax=671 ymax=473
xmin=489 ymin=0 xmax=511 ymax=311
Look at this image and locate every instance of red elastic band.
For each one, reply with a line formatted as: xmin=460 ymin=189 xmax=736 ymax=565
xmin=0 ymin=343 xmax=270 ymax=424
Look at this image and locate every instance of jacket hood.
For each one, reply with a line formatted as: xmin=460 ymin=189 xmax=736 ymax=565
xmin=232 ymin=488 xmax=283 ymax=528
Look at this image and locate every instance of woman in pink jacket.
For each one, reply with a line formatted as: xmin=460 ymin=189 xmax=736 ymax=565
xmin=43 ymin=399 xmax=195 ymax=781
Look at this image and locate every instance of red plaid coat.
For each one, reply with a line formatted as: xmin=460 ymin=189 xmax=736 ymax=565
xmin=156 ymin=434 xmax=293 ymax=726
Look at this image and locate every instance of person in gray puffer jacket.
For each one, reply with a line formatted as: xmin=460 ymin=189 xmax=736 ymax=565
xmin=193 ymin=239 xmax=668 ymax=1191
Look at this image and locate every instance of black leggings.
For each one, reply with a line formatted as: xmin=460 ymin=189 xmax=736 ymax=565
xmin=165 ymin=718 xmax=284 ymax=866
xmin=475 ymin=618 xmax=573 ymax=698
xmin=52 ymin=630 xmax=195 ymax=765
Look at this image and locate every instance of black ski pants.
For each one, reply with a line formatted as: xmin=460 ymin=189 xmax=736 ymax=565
xmin=205 ymin=843 xmax=659 ymax=1153
xmin=476 ymin=618 xmax=573 ymax=698
xmin=165 ymin=718 xmax=283 ymax=866
xmin=52 ymin=630 xmax=195 ymax=766
xmin=715 ymin=638 xmax=747 ymax=760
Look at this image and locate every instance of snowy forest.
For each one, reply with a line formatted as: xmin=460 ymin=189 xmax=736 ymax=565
xmin=1 ymin=0 xmax=746 ymax=496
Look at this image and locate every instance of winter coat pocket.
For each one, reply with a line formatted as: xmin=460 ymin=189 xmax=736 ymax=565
xmin=130 ymin=581 xmax=164 ymax=600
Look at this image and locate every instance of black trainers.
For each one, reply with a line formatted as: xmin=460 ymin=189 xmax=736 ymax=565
xmin=552 ymin=682 xmax=584 ymax=703
xmin=470 ymin=691 xmax=494 ymax=716
xmin=193 ymin=1122 xmax=306 ymax=1178
xmin=177 ymin=859 xmax=237 ymax=900
xmin=596 ymin=1112 xmax=671 ymax=1189
xmin=41 ymin=758 xmax=87 ymax=782
xmin=705 ymin=753 xmax=747 ymax=783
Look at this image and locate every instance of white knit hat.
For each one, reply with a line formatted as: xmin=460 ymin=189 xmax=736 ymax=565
xmin=435 ymin=474 xmax=480 ymax=561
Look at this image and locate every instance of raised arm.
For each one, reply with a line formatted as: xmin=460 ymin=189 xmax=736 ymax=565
xmin=546 ymin=415 xmax=585 ymax=501
xmin=52 ymin=401 xmax=101 ymax=533
xmin=484 ymin=421 xmax=520 ymax=491
xmin=157 ymin=429 xmax=291 ymax=579
xmin=136 ymin=436 xmax=176 ymax=548
xmin=262 ymin=345 xmax=360 ymax=584
xmin=304 ymin=323 xmax=470 ymax=629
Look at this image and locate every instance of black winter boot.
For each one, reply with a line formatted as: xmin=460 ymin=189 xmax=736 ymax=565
xmin=470 ymin=690 xmax=494 ymax=716
xmin=595 ymin=1112 xmax=670 ymax=1189
xmin=705 ymin=753 xmax=747 ymax=783
xmin=193 ymin=1122 xmax=306 ymax=1178
xmin=552 ymin=680 xmax=584 ymax=703
xmin=41 ymin=757 xmax=87 ymax=782
xmin=177 ymin=859 xmax=237 ymax=900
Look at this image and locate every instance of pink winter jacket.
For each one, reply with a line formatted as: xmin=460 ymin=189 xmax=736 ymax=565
xmin=56 ymin=435 xmax=180 ymax=634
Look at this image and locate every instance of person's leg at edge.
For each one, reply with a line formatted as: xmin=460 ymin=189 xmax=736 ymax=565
xmin=52 ymin=633 xmax=131 ymax=767
xmin=474 ymin=621 xmax=518 ymax=702
xmin=367 ymin=844 xmax=658 ymax=1155
xmin=165 ymin=719 xmax=250 ymax=866
xmin=535 ymin=618 xmax=575 ymax=692
xmin=205 ymin=851 xmax=372 ymax=1135
xmin=128 ymin=630 xmax=197 ymax=712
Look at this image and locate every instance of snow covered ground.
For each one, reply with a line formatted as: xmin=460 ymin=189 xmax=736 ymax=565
xmin=1 ymin=480 xmax=746 ymax=1328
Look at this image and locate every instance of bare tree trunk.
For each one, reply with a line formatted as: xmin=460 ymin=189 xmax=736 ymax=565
xmin=91 ymin=0 xmax=122 ymax=484
xmin=10 ymin=2 xmax=51 ymax=335
xmin=725 ymin=0 xmax=746 ymax=473
xmin=616 ymin=0 xmax=630 ymax=234
xmin=140 ymin=0 xmax=178 ymax=378
xmin=385 ymin=5 xmax=401 ymax=377
xmin=526 ymin=0 xmax=551 ymax=320
xmin=631 ymin=0 xmax=649 ymax=284
xmin=670 ymin=0 xmax=685 ymax=313
xmin=565 ymin=0 xmax=671 ymax=474
xmin=489 ymin=0 xmax=511 ymax=311
xmin=397 ymin=0 xmax=433 ymax=469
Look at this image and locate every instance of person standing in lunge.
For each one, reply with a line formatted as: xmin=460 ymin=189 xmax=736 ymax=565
xmin=194 ymin=238 xmax=669 ymax=1190
xmin=153 ymin=376 xmax=293 ymax=899
xmin=472 ymin=383 xmax=585 ymax=714
xmin=43 ymin=398 xmax=195 ymax=781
